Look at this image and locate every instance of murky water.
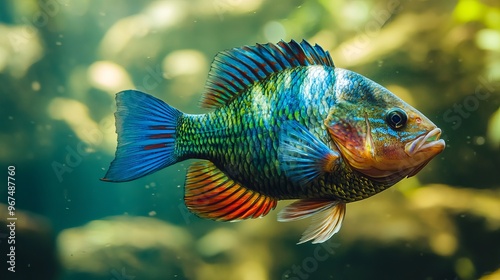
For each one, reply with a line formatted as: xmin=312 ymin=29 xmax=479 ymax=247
xmin=1 ymin=1 xmax=499 ymax=279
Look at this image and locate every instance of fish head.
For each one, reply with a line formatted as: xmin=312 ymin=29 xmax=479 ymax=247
xmin=325 ymin=69 xmax=445 ymax=184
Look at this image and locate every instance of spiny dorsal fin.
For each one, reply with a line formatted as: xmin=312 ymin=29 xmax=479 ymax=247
xmin=201 ymin=39 xmax=335 ymax=109
xmin=184 ymin=161 xmax=277 ymax=221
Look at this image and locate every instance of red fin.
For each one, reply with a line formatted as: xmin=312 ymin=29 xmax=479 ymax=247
xmin=278 ymin=199 xmax=346 ymax=244
xmin=184 ymin=161 xmax=277 ymax=221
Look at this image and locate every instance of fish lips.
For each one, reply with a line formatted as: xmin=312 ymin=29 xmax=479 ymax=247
xmin=403 ymin=128 xmax=445 ymax=178
xmin=404 ymin=128 xmax=446 ymax=157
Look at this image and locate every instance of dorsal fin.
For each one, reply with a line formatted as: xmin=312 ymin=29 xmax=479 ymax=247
xmin=201 ymin=39 xmax=335 ymax=109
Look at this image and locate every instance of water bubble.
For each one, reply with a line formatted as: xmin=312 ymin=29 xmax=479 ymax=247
xmin=473 ymin=136 xmax=485 ymax=145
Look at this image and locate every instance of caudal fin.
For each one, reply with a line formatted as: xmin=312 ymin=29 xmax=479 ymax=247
xmin=102 ymin=90 xmax=182 ymax=182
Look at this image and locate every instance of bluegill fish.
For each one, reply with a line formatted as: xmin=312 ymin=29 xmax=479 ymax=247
xmin=102 ymin=40 xmax=445 ymax=244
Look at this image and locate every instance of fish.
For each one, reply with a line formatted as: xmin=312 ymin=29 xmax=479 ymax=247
xmin=102 ymin=39 xmax=445 ymax=244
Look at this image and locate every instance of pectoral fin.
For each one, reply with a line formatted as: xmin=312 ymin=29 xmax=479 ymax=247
xmin=279 ymin=122 xmax=339 ymax=185
xmin=278 ymin=199 xmax=346 ymax=244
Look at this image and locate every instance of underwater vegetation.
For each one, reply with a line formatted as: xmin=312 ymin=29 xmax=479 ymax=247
xmin=0 ymin=0 xmax=499 ymax=279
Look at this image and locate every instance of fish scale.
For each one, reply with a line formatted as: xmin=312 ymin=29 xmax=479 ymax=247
xmin=174 ymin=66 xmax=388 ymax=200
xmin=103 ymin=39 xmax=445 ymax=244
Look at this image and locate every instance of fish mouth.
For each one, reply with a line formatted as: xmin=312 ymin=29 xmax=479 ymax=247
xmin=405 ymin=128 xmax=445 ymax=157
xmin=395 ymin=127 xmax=445 ymax=179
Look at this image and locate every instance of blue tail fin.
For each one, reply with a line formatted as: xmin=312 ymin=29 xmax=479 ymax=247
xmin=102 ymin=90 xmax=182 ymax=182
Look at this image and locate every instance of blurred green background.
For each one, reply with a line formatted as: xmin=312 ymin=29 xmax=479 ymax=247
xmin=1 ymin=0 xmax=500 ymax=279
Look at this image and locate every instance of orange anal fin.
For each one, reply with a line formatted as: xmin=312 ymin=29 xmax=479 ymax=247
xmin=277 ymin=199 xmax=346 ymax=244
xmin=184 ymin=161 xmax=277 ymax=221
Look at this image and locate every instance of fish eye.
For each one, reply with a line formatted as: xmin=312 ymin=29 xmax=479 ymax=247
xmin=385 ymin=108 xmax=407 ymax=129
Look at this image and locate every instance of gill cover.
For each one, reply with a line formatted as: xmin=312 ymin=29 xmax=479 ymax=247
xmin=325 ymin=103 xmax=377 ymax=176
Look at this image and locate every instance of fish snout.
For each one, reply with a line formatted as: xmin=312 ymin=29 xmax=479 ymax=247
xmin=404 ymin=128 xmax=445 ymax=157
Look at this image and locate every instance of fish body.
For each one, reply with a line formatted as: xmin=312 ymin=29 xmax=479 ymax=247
xmin=177 ymin=66 xmax=389 ymax=201
xmin=103 ymin=40 xmax=445 ymax=244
